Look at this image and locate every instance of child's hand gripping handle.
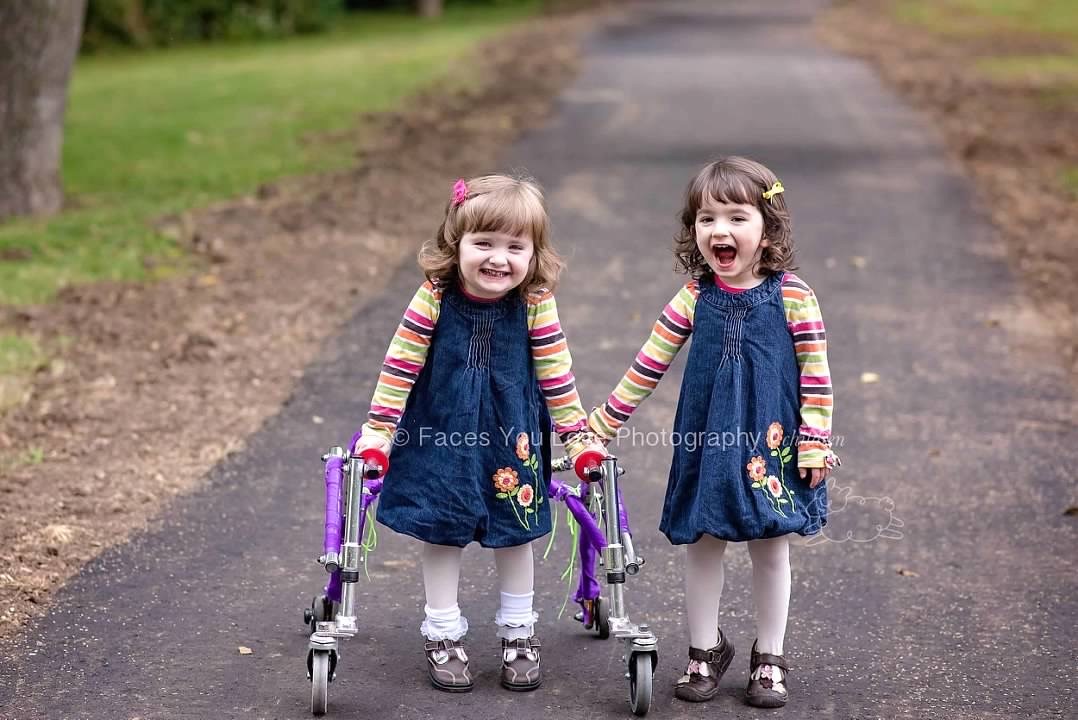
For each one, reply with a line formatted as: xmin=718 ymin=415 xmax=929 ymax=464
xmin=574 ymin=449 xmax=606 ymax=483
xmin=355 ymin=447 xmax=389 ymax=479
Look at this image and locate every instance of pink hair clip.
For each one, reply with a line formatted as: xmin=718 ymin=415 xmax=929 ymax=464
xmin=451 ymin=179 xmax=469 ymax=206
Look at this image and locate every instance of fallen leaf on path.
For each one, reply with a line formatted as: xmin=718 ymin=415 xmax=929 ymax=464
xmin=850 ymin=256 xmax=868 ymax=269
xmin=1064 ymin=506 xmax=1078 ymax=516
xmin=896 ymin=568 xmax=919 ymax=577
xmin=860 ymin=372 xmax=880 ymax=384
xmin=43 ymin=525 xmax=74 ymax=544
xmin=312 ymin=415 xmax=324 ymax=425
xmin=238 ymin=646 xmax=253 ymax=655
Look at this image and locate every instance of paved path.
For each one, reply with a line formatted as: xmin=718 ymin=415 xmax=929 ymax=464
xmin=3 ymin=2 xmax=1075 ymax=718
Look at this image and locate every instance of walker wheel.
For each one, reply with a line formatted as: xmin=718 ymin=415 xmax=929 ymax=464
xmin=628 ymin=652 xmax=654 ymax=716
xmin=310 ymin=650 xmax=331 ymax=715
xmin=595 ymin=596 xmax=610 ymax=639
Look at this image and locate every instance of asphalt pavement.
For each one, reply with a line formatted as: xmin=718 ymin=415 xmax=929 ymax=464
xmin=2 ymin=1 xmax=1075 ymax=718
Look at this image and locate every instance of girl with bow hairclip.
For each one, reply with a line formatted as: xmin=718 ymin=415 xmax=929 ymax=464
xmin=587 ymin=156 xmax=841 ymax=709
xmin=353 ymin=173 xmax=603 ymax=693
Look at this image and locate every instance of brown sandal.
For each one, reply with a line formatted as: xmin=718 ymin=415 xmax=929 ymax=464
xmin=673 ymin=630 xmax=735 ymax=702
xmin=745 ymin=640 xmax=789 ymax=708
xmin=424 ymin=638 xmax=473 ymax=693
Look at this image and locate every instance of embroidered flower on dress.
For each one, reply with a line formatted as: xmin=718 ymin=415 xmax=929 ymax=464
xmin=515 ymin=432 xmax=530 ymax=461
xmin=766 ymin=475 xmax=782 ymax=497
xmin=517 ymin=484 xmax=535 ymax=508
xmin=766 ymin=422 xmax=784 ymax=450
xmin=493 ymin=467 xmax=519 ymax=493
xmin=747 ymin=456 xmax=767 ymax=482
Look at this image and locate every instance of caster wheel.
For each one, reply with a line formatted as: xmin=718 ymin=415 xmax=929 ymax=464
xmin=310 ymin=650 xmax=331 ymax=715
xmin=628 ymin=653 xmax=654 ymax=716
xmin=596 ymin=596 xmax=610 ymax=640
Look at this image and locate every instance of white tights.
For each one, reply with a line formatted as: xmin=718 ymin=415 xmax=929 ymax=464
xmin=684 ymin=534 xmax=791 ymax=655
xmin=420 ymin=541 xmax=536 ymax=642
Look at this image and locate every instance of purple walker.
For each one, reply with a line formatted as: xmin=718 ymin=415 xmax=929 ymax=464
xmin=303 ymin=444 xmax=656 ymax=716
xmin=303 ymin=433 xmax=387 ymax=716
xmin=549 ymin=450 xmax=658 ymax=716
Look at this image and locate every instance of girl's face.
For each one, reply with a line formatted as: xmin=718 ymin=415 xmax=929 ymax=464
xmin=694 ymin=195 xmax=769 ymax=287
xmin=458 ymin=231 xmax=534 ymax=298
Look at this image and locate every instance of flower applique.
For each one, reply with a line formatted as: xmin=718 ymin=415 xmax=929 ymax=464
xmin=746 ymin=422 xmax=797 ymax=517
xmin=493 ymin=433 xmax=545 ymax=530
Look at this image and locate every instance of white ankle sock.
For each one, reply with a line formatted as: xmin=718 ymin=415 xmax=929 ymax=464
xmin=421 ymin=603 xmax=468 ymax=642
xmin=495 ymin=591 xmax=537 ymax=640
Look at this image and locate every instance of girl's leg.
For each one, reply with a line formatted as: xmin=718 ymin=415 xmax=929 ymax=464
xmin=684 ymin=534 xmax=728 ymax=649
xmin=745 ymin=535 xmax=790 ymax=705
xmin=421 ymin=542 xmax=468 ymax=641
xmin=746 ymin=535 xmax=790 ymax=655
xmin=675 ymin=535 xmax=735 ymax=702
xmin=493 ymin=541 xmax=535 ymax=640
xmin=494 ymin=541 xmax=541 ymax=690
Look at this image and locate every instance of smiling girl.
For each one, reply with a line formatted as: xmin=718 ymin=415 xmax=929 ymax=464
xmin=587 ymin=157 xmax=840 ymax=709
xmin=353 ymin=173 xmax=602 ymax=693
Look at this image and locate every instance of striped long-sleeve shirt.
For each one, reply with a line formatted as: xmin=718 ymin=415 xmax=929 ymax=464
xmin=361 ymin=281 xmax=592 ymax=456
xmin=588 ymin=273 xmax=837 ymax=468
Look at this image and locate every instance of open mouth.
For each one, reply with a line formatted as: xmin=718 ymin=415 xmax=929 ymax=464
xmin=711 ymin=243 xmax=737 ymax=269
xmin=479 ymin=268 xmax=510 ymax=279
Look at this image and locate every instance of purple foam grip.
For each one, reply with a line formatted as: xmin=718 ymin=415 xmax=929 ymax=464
xmin=323 ymin=457 xmax=344 ymax=556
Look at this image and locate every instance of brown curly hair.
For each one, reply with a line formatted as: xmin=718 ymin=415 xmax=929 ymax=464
xmin=674 ymin=156 xmax=796 ymax=278
xmin=418 ymin=173 xmax=564 ymax=294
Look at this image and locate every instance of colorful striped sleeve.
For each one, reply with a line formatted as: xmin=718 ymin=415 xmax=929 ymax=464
xmin=361 ymin=281 xmax=442 ymax=445
xmin=587 ymin=281 xmax=699 ymax=442
xmin=781 ymin=273 xmax=838 ymax=469
xmin=526 ymin=289 xmax=593 ymax=457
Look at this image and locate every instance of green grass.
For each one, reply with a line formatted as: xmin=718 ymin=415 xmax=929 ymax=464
xmin=895 ymin=0 xmax=1078 ymax=40
xmin=977 ymin=54 xmax=1078 ymax=81
xmin=1064 ymin=167 xmax=1078 ymax=196
xmin=0 ymin=334 xmax=44 ymax=376
xmin=0 ymin=332 xmax=45 ymax=412
xmin=0 ymin=3 xmax=540 ymax=306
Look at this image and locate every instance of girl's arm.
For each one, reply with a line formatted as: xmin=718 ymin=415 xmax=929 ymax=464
xmin=587 ymin=282 xmax=699 ymax=442
xmin=527 ymin=290 xmax=601 ymax=458
xmin=357 ymin=281 xmax=442 ymax=452
xmin=781 ymin=274 xmax=838 ymax=469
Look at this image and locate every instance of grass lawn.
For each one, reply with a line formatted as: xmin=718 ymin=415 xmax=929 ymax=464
xmin=0 ymin=3 xmax=539 ymax=308
xmin=894 ymin=0 xmax=1078 ymax=196
xmin=895 ymin=0 xmax=1078 ymax=39
xmin=0 ymin=3 xmax=539 ymax=395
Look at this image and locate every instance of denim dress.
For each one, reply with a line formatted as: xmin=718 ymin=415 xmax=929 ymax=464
xmin=659 ymin=273 xmax=828 ymax=544
xmin=377 ymin=286 xmax=552 ymax=549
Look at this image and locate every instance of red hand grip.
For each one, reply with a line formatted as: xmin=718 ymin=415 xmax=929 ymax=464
xmin=574 ymin=449 xmax=605 ymax=482
xmin=357 ymin=448 xmax=389 ymax=477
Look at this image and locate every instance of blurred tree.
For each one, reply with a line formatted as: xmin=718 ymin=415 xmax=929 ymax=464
xmin=81 ymin=0 xmax=343 ymax=51
xmin=417 ymin=0 xmax=443 ymax=18
xmin=0 ymin=0 xmax=87 ymax=221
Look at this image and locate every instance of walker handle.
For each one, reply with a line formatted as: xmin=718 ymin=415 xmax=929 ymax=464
xmin=574 ymin=449 xmax=605 ymax=483
xmin=356 ymin=448 xmax=389 ymax=479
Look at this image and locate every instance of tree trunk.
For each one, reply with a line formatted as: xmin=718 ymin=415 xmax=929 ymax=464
xmin=417 ymin=0 xmax=443 ymax=19
xmin=0 ymin=0 xmax=87 ymax=221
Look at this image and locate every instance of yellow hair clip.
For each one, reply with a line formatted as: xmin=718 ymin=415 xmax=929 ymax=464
xmin=762 ymin=180 xmax=785 ymax=204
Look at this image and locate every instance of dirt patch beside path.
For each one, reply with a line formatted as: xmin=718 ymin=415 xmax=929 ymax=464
xmin=0 ymin=12 xmax=597 ymax=642
xmin=819 ymin=2 xmax=1078 ymax=377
